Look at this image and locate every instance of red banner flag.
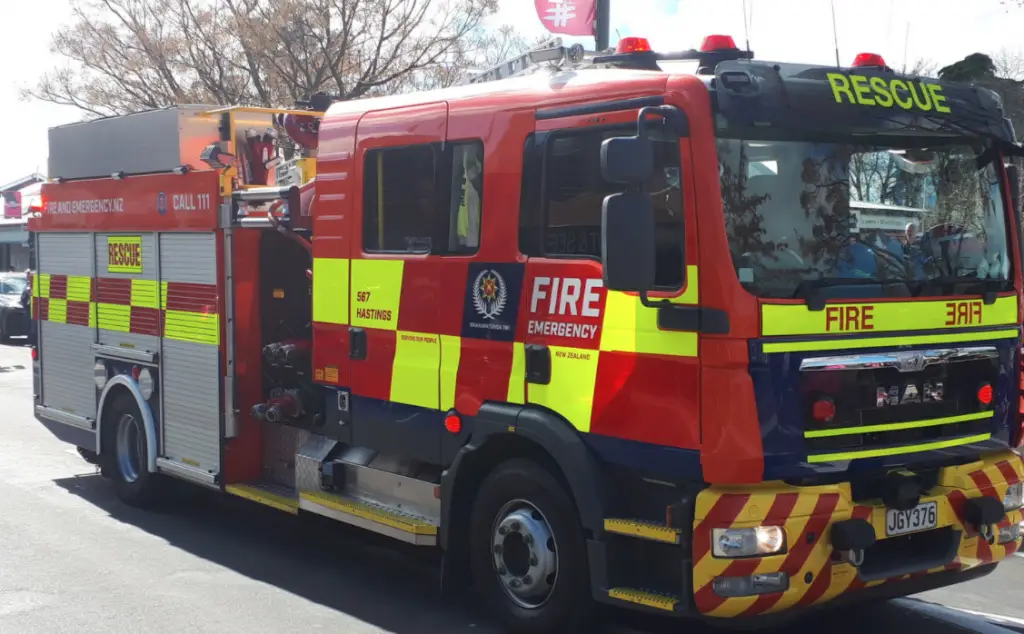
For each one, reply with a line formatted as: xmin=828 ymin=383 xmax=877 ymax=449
xmin=2 ymin=191 xmax=21 ymax=219
xmin=534 ymin=0 xmax=596 ymax=37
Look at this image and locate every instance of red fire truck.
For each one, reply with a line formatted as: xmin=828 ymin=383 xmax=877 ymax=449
xmin=29 ymin=35 xmax=1024 ymax=633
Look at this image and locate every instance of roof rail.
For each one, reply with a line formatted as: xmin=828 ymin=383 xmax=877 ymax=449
xmin=463 ymin=38 xmax=594 ymax=85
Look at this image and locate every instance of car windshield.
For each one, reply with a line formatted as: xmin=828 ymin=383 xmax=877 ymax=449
xmin=717 ymin=137 xmax=1011 ymax=299
xmin=0 ymin=277 xmax=26 ymax=295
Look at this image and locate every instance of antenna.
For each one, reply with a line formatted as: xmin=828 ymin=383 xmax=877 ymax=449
xmin=741 ymin=0 xmax=752 ymax=55
xmin=902 ymin=23 xmax=911 ymax=73
xmin=830 ymin=0 xmax=841 ymax=67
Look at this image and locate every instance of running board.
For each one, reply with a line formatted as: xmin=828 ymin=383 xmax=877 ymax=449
xmin=226 ymin=482 xmax=299 ymax=514
xmin=607 ymin=587 xmax=681 ymax=612
xmin=603 ymin=518 xmax=682 ymax=544
xmin=299 ymin=490 xmax=438 ymax=546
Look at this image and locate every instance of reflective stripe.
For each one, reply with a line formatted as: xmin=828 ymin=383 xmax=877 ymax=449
xmin=762 ymin=295 xmax=1017 ymax=337
xmin=763 ymin=328 xmax=1019 ymax=353
xmin=808 ymin=433 xmax=992 ymax=463
xmin=506 ymin=342 xmax=526 ymax=404
xmin=312 ymin=257 xmax=350 ymax=325
xmin=131 ymin=279 xmax=160 ymax=309
xmin=439 ymin=335 xmax=461 ymax=411
xmin=527 ymin=346 xmax=599 ymax=433
xmin=390 ymin=330 xmax=439 ymax=410
xmin=351 ymin=259 xmax=403 ymax=331
xmin=804 ymin=411 xmax=992 ymax=439
xmin=165 ymin=310 xmax=220 ymax=345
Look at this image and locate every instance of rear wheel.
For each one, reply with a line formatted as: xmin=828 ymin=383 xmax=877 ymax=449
xmin=102 ymin=392 xmax=159 ymax=507
xmin=469 ymin=458 xmax=592 ymax=634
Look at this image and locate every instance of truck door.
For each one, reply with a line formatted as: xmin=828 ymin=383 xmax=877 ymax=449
xmin=517 ymin=99 xmax=701 ymax=460
xmin=349 ymin=103 xmax=449 ymax=465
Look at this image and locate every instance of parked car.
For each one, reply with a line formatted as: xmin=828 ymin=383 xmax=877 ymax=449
xmin=0 ymin=272 xmax=29 ymax=342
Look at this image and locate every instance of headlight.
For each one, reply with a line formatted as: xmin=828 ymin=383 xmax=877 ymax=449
xmin=137 ymin=368 xmax=155 ymax=400
xmin=1004 ymin=482 xmax=1022 ymax=511
xmin=712 ymin=526 xmax=787 ymax=559
xmin=93 ymin=361 xmax=107 ymax=389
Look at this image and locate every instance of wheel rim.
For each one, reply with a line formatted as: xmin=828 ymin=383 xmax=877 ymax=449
xmin=490 ymin=499 xmax=558 ymax=609
xmin=115 ymin=413 xmax=144 ymax=483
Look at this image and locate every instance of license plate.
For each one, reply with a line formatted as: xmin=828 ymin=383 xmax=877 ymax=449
xmin=885 ymin=501 xmax=938 ymax=537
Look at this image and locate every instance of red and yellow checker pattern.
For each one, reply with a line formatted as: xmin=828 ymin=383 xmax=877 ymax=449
xmin=33 ymin=274 xmax=220 ymax=345
xmin=310 ymin=256 xmax=702 ymax=451
xmin=691 ymin=449 xmax=1024 ymax=618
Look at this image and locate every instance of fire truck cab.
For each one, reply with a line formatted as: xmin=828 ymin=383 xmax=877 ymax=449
xmin=29 ymin=35 xmax=1024 ymax=633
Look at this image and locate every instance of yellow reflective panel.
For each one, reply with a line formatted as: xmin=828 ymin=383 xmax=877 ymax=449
xmin=439 ymin=335 xmax=461 ymax=411
xmin=312 ymin=258 xmax=350 ymax=325
xmin=97 ymin=303 xmax=131 ymax=332
xmin=130 ymin=279 xmax=159 ymax=309
xmin=390 ymin=331 xmax=440 ymax=410
xmin=47 ymin=299 xmax=68 ymax=324
xmin=527 ymin=346 xmax=599 ymax=433
xmin=350 ymin=259 xmax=403 ymax=331
xmin=506 ymin=342 xmax=526 ymax=405
xmin=600 ymin=290 xmax=697 ymax=357
xmin=165 ymin=310 xmax=220 ymax=344
xmin=66 ymin=276 xmax=92 ymax=303
xmin=762 ymin=296 xmax=1016 ymax=337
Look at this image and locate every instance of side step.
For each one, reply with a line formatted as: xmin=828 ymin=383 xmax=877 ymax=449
xmin=604 ymin=518 xmax=681 ymax=544
xmin=607 ymin=588 xmax=681 ymax=612
xmin=299 ymin=490 xmax=438 ymax=546
xmin=226 ymin=482 xmax=299 ymax=514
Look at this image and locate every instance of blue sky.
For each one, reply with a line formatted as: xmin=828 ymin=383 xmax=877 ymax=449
xmin=0 ymin=0 xmax=1021 ymax=184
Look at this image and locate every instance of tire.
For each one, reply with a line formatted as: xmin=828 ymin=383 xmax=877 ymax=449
xmin=469 ymin=458 xmax=593 ymax=634
xmin=102 ymin=392 xmax=160 ymax=507
xmin=0 ymin=311 xmax=9 ymax=343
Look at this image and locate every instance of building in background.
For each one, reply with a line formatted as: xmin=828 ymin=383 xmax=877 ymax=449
xmin=0 ymin=173 xmax=44 ymax=271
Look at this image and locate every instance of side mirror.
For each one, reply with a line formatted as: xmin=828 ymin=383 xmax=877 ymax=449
xmin=601 ymin=136 xmax=654 ymax=184
xmin=1007 ymin=163 xmax=1021 ymax=214
xmin=602 ymin=191 xmax=655 ymax=292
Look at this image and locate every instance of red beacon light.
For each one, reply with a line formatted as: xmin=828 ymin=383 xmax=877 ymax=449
xmin=700 ymin=34 xmax=738 ymax=52
xmin=616 ymin=37 xmax=652 ymax=54
xmin=852 ymin=53 xmax=888 ymax=68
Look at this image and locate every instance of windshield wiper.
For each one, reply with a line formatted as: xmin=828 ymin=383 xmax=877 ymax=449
xmin=916 ymin=276 xmax=1008 ymax=305
xmin=792 ymin=278 xmax=913 ymax=311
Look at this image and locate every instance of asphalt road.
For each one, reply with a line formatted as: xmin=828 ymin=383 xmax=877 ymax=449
xmin=2 ymin=341 xmax=1024 ymax=633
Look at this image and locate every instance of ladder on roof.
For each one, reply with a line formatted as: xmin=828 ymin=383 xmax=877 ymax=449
xmin=464 ymin=38 xmax=593 ymax=84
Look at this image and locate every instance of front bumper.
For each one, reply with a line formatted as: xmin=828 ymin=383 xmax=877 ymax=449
xmin=692 ymin=449 xmax=1023 ymax=618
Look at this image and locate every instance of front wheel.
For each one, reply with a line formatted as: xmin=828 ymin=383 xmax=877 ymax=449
xmin=469 ymin=458 xmax=593 ymax=634
xmin=102 ymin=392 xmax=160 ymax=507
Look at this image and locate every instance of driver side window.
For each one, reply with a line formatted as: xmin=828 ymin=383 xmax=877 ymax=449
xmin=518 ymin=127 xmax=685 ymax=289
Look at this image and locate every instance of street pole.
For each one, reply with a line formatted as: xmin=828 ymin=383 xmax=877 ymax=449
xmin=595 ymin=0 xmax=611 ymax=51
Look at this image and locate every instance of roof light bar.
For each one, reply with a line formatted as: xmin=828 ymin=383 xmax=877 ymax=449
xmin=616 ymin=37 xmax=652 ymax=54
xmin=700 ymin=34 xmax=739 ymax=52
xmin=852 ymin=52 xmax=887 ymax=68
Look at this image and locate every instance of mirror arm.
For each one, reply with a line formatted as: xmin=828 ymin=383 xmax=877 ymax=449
xmin=638 ymin=291 xmax=670 ymax=309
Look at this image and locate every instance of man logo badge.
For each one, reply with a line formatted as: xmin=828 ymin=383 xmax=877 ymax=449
xmin=473 ymin=269 xmax=507 ymax=320
xmin=877 ymin=382 xmax=944 ymax=407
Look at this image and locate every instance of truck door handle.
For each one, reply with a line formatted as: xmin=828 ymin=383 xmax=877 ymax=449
xmin=350 ymin=328 xmax=367 ymax=361
xmin=525 ymin=344 xmax=550 ymax=385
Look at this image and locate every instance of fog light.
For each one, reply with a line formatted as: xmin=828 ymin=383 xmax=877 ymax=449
xmin=713 ymin=572 xmax=790 ymax=598
xmin=93 ymin=361 xmax=107 ymax=390
xmin=998 ymin=523 xmax=1021 ymax=544
xmin=712 ymin=526 xmax=787 ymax=558
xmin=1004 ymin=483 xmax=1022 ymax=511
xmin=137 ymin=368 xmax=155 ymax=400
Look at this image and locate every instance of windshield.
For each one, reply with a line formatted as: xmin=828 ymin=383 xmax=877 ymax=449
xmin=717 ymin=137 xmax=1011 ymax=299
xmin=0 ymin=277 xmax=26 ymax=295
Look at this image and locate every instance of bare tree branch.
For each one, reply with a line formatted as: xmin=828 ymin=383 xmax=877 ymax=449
xmin=23 ymin=0 xmax=516 ymax=117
